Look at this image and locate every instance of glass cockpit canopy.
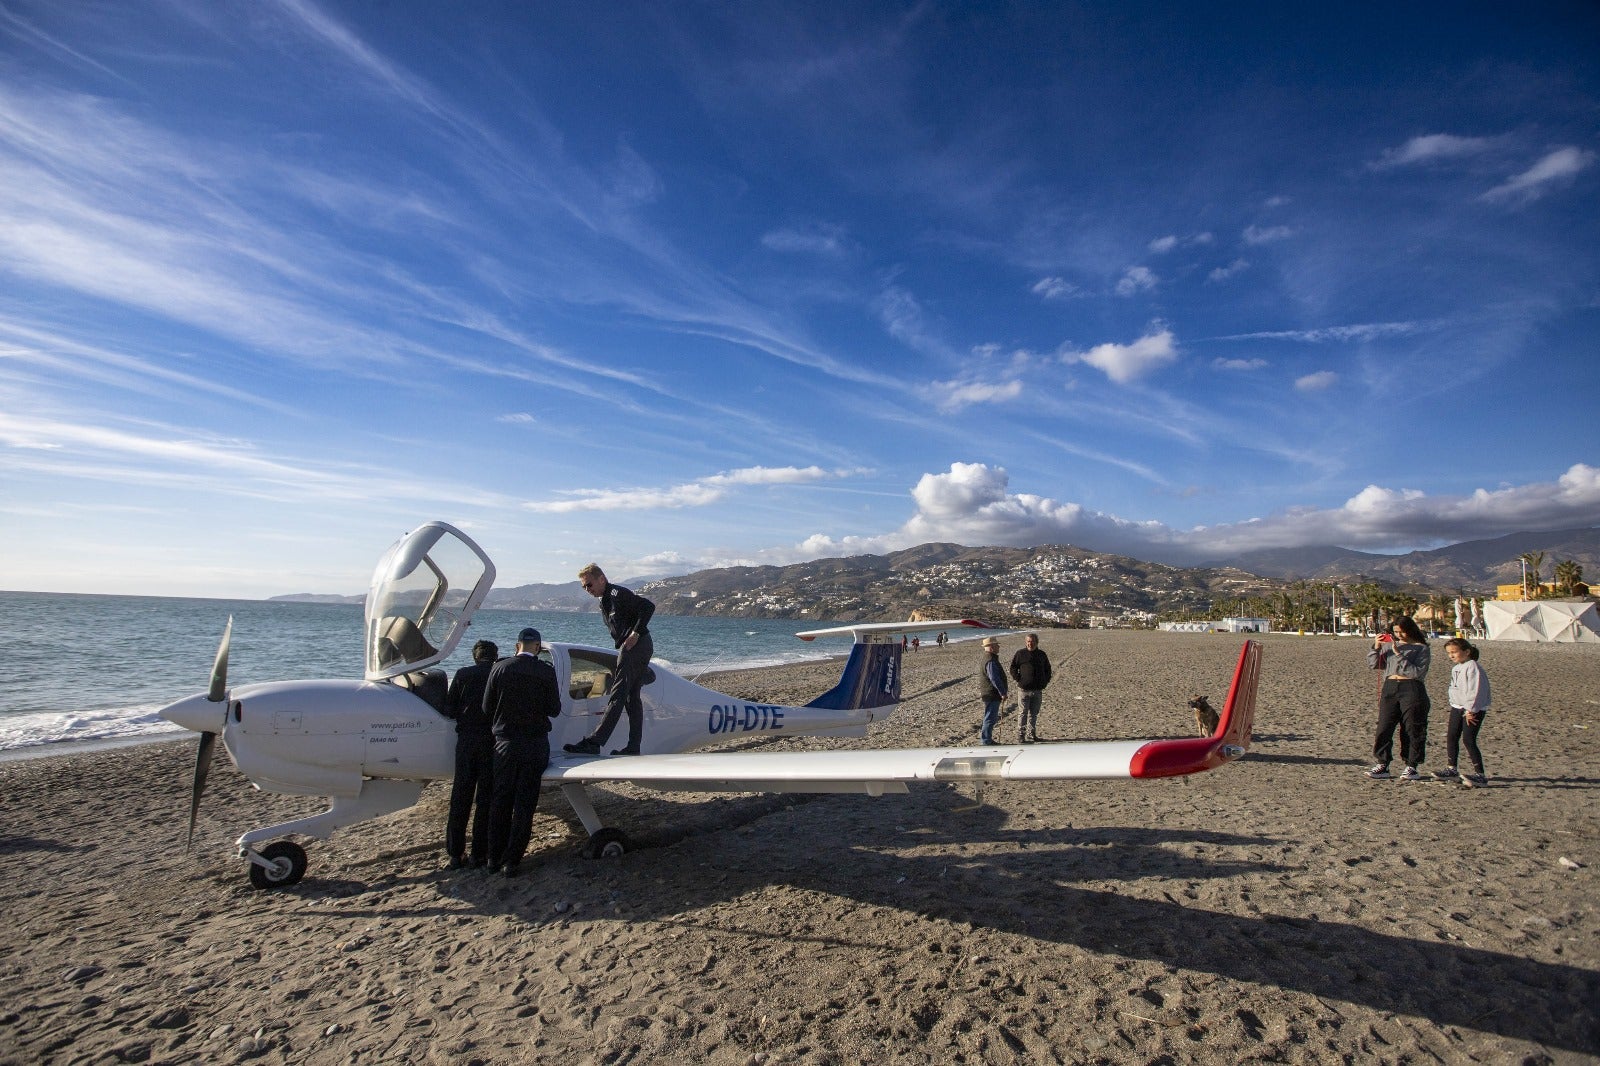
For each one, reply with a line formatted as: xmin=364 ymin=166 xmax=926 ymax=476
xmin=364 ymin=522 xmax=496 ymax=681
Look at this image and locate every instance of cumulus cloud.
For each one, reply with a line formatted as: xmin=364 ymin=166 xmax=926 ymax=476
xmin=1064 ymin=327 xmax=1178 ymax=384
xmin=1481 ymin=146 xmax=1595 ymax=204
xmin=1371 ymin=133 xmax=1495 ymax=169
xmin=1295 ymin=370 xmax=1337 ymax=391
xmin=1114 ymin=266 xmax=1157 ymax=296
xmin=527 ymin=465 xmax=852 ymax=513
xmin=777 ymin=462 xmax=1600 ymax=568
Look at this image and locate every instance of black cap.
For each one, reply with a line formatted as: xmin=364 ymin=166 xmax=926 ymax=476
xmin=517 ymin=627 xmax=542 ymax=644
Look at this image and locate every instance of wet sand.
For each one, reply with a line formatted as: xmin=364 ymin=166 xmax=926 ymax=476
xmin=1 ymin=630 xmax=1596 ymax=1064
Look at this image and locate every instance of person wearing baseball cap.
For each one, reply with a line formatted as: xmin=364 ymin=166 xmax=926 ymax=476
xmin=481 ymin=626 xmax=560 ymax=876
xmin=978 ymin=636 xmax=1009 ymax=745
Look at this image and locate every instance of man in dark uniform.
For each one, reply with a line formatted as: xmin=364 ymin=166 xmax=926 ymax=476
xmin=1008 ymin=632 xmax=1053 ymax=743
xmin=441 ymin=639 xmax=498 ymax=869
xmin=483 ymin=628 xmax=561 ymax=877
xmin=564 ymin=563 xmax=655 ymax=756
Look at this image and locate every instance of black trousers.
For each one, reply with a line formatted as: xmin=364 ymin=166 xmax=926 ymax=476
xmin=487 ymin=735 xmax=549 ymax=868
xmin=589 ymin=632 xmax=653 ymax=750
xmin=1373 ymin=678 xmax=1430 ymax=768
xmin=445 ymin=733 xmax=494 ymax=861
xmin=1446 ymin=706 xmax=1486 ymax=774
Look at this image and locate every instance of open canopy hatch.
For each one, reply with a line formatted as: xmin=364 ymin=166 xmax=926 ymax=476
xmin=363 ymin=522 xmax=496 ymax=681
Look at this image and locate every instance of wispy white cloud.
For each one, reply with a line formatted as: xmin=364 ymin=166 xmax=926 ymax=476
xmin=926 ymin=377 xmax=1023 ymax=412
xmin=1481 ymin=146 xmax=1595 ymax=204
xmin=1208 ymin=258 xmax=1249 ymax=282
xmin=1295 ymin=370 xmax=1337 ymax=391
xmin=1215 ymin=322 xmax=1424 ymax=343
xmin=1030 ymin=276 xmax=1079 ymax=301
xmin=762 ymin=223 xmax=850 ymax=256
xmin=1064 ymin=327 xmax=1178 ymax=385
xmin=1371 ymin=133 xmax=1496 ymax=169
xmin=525 ymin=465 xmax=858 ymax=513
xmin=1243 ymin=224 xmax=1295 ymax=245
xmin=1213 ymin=357 xmax=1267 ymax=371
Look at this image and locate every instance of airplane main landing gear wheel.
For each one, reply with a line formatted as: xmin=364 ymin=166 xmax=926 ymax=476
xmin=247 ymin=840 xmax=308 ymax=889
xmin=581 ymin=827 xmax=630 ymax=859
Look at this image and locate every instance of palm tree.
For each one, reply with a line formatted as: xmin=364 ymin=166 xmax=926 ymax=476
xmin=1427 ymin=592 xmax=1453 ymax=634
xmin=1520 ymin=550 xmax=1546 ymax=598
xmin=1554 ymin=559 xmax=1583 ymax=596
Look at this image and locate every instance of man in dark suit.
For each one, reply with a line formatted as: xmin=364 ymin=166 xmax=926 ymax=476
xmin=565 ymin=563 xmax=655 ymax=756
xmin=483 ymin=628 xmax=561 ymax=877
xmin=441 ymin=639 xmax=498 ymax=869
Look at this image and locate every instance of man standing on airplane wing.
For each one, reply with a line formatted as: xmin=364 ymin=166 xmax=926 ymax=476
xmin=566 ymin=563 xmax=655 ymax=756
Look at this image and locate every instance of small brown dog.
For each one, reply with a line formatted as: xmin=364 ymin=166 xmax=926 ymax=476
xmin=1188 ymin=694 xmax=1219 ymax=737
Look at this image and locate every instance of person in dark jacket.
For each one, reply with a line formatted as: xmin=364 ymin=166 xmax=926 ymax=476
xmin=564 ymin=564 xmax=655 ymax=756
xmin=441 ymin=639 xmax=498 ymax=869
xmin=978 ymin=636 xmax=1009 ymax=745
xmin=1008 ymin=632 xmax=1053 ymax=743
xmin=483 ymin=628 xmax=561 ymax=876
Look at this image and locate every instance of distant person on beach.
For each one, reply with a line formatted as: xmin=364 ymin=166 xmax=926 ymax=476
xmin=938 ymin=632 xmax=948 ymax=647
xmin=565 ymin=564 xmax=655 ymax=757
xmin=1008 ymin=632 xmax=1052 ymax=743
xmin=441 ymin=639 xmax=498 ymax=869
xmin=1365 ymin=615 xmax=1431 ymax=781
xmin=1435 ymin=638 xmax=1492 ymax=787
xmin=484 ymin=628 xmax=561 ymax=877
xmin=978 ymin=636 xmax=1009 ymax=745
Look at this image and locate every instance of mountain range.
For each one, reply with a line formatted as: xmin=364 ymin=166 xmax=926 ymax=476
xmin=271 ymin=526 xmax=1598 ymax=622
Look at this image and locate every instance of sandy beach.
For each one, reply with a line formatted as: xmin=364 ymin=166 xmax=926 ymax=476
xmin=1 ymin=630 xmax=1596 ymax=1065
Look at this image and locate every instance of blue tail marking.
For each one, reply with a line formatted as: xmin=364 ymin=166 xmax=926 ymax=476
xmin=805 ymin=641 xmax=901 ymax=710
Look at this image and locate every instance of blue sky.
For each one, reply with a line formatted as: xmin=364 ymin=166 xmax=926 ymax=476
xmin=2 ymin=1 xmax=1597 ymax=598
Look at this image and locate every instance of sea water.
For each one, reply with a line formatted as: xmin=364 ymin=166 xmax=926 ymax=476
xmin=0 ymin=591 xmax=853 ymax=753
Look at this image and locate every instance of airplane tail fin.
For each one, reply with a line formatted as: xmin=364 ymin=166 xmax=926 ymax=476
xmin=1129 ymin=640 xmax=1262 ymax=779
xmin=805 ymin=639 xmax=902 ymax=711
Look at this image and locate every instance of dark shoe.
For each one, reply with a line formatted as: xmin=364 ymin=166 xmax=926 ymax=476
xmin=610 ymin=746 xmax=641 ymax=756
xmin=446 ymin=855 xmax=467 ymax=870
xmin=1365 ymin=764 xmax=1391 ymax=779
xmin=501 ymin=862 xmax=521 ymax=878
xmin=470 ymin=855 xmax=488 ymax=868
xmin=564 ymin=738 xmax=602 ymax=755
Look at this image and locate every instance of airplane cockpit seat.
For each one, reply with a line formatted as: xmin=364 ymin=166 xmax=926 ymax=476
xmin=378 ymin=616 xmax=437 ymax=669
xmin=394 ymin=668 xmax=448 ymax=713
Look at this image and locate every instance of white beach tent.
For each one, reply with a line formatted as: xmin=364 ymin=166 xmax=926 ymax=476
xmin=1482 ymin=600 xmax=1600 ymax=642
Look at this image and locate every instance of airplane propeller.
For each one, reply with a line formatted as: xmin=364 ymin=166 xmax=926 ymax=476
xmin=187 ymin=617 xmax=231 ymax=850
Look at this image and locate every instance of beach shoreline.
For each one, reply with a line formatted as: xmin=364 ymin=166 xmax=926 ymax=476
xmin=2 ymin=630 xmax=1596 ymax=1064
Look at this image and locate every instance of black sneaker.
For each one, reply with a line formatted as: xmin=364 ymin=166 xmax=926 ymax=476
xmin=1433 ymin=767 xmax=1459 ymax=780
xmin=1398 ymin=766 xmax=1422 ymax=781
xmin=1463 ymin=773 xmax=1488 ymax=788
xmin=1365 ymin=765 xmax=1391 ymax=779
xmin=564 ymin=738 xmax=601 ymax=755
xmin=446 ymin=856 xmax=467 ymax=870
xmin=501 ymin=862 xmax=521 ymax=878
xmin=610 ymin=746 xmax=641 ymax=756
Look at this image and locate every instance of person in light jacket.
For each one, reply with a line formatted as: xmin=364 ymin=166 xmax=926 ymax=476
xmin=1435 ymin=638 xmax=1492 ymax=787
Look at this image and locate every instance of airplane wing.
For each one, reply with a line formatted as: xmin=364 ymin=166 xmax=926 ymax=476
xmin=795 ymin=618 xmax=990 ymax=641
xmin=550 ymin=640 xmax=1261 ymax=796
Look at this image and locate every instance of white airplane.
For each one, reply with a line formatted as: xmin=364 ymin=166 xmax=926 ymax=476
xmin=161 ymin=522 xmax=1262 ymax=888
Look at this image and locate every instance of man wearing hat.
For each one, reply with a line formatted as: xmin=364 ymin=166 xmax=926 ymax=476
xmin=481 ymin=627 xmax=561 ymax=876
xmin=978 ymin=635 xmax=1010 ymax=745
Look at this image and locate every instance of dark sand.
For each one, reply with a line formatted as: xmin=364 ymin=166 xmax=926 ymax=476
xmin=1 ymin=631 xmax=1596 ymax=1064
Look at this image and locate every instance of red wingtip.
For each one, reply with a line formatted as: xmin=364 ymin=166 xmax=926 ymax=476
xmin=1128 ymin=640 xmax=1262 ymax=779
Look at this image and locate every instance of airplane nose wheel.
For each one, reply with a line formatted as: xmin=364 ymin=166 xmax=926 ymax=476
xmin=246 ymin=840 xmax=308 ymax=889
xmin=581 ymin=827 xmax=630 ymax=859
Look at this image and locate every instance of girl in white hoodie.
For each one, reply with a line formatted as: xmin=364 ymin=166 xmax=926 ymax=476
xmin=1437 ymin=638 xmax=1492 ymax=786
